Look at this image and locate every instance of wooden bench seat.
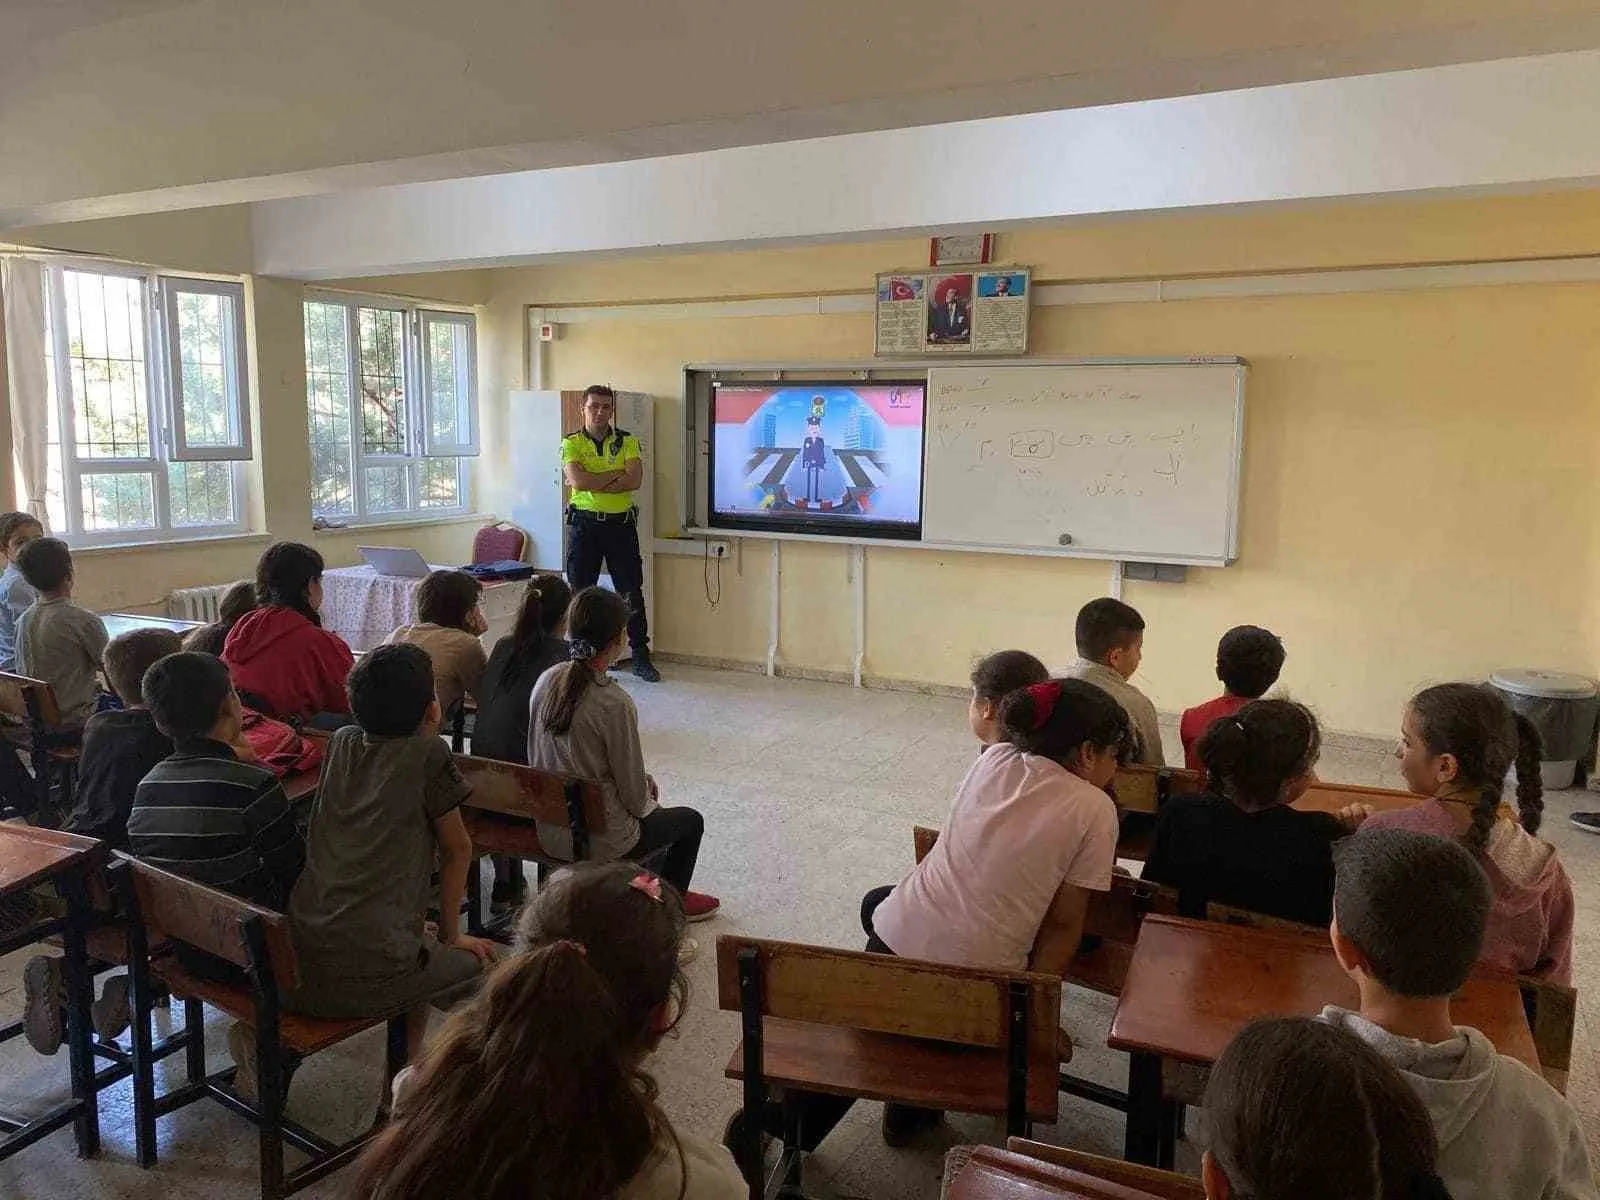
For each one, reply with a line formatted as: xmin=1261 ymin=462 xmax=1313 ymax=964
xmin=724 ymin=1017 xmax=1058 ymax=1120
xmin=454 ymin=754 xmax=608 ymax=934
xmin=151 ymin=959 xmax=394 ymax=1058
xmin=719 ymin=934 xmax=1060 ymax=1198
xmin=111 ymin=856 xmax=408 ymax=1199
xmin=1006 ymin=1140 xmax=1205 ymax=1200
xmin=460 ymin=809 xmax=553 ymax=860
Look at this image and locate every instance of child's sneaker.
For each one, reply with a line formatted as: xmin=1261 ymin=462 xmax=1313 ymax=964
xmin=22 ymin=955 xmax=64 ymax=1055
xmin=92 ymin=974 xmax=132 ymax=1040
xmin=682 ymin=891 xmax=721 ymax=923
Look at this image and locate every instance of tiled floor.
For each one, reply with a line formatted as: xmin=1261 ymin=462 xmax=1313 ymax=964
xmin=3 ymin=664 xmax=1598 ymax=1197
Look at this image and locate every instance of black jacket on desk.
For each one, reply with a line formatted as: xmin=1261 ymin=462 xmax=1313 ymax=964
xmin=66 ymin=707 xmax=173 ymax=848
xmin=1141 ymin=790 xmax=1346 ymax=927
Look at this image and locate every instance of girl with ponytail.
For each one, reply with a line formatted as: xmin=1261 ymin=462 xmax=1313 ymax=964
xmin=870 ymin=678 xmax=1130 ymax=978
xmin=1143 ymin=699 xmax=1362 ymax=926
xmin=1366 ymin=682 xmax=1574 ymax=984
xmin=1202 ymin=1017 xmax=1454 ymax=1200
xmin=354 ymin=862 xmax=745 ymax=1200
xmin=474 ymin=572 xmax=571 ymax=911
xmin=527 ymin=587 xmax=720 ymax=925
xmin=762 ymin=679 xmax=1130 ymax=1155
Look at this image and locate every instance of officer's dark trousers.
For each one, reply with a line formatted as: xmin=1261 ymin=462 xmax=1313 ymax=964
xmin=566 ymin=509 xmax=650 ymax=654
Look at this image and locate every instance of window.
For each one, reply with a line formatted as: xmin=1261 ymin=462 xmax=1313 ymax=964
xmin=303 ymin=298 xmax=477 ymax=523
xmin=42 ymin=265 xmax=250 ymax=544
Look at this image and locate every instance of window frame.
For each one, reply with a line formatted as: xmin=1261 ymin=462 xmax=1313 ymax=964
xmin=159 ymin=274 xmax=253 ymax=462
xmin=44 ymin=260 xmax=248 ymax=547
xmin=304 ymin=292 xmax=475 ymax=526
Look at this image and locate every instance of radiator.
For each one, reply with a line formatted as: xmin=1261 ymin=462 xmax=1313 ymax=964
xmin=168 ymin=584 xmax=235 ymax=623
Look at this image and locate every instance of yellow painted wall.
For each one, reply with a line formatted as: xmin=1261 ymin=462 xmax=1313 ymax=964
xmin=474 ymin=191 xmax=1600 ymax=737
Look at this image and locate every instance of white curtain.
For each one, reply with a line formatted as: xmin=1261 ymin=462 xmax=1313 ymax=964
xmin=0 ymin=257 xmax=50 ymax=528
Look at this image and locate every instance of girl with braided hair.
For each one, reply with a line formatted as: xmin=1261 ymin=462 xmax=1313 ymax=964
xmin=1366 ymin=682 xmax=1574 ymax=984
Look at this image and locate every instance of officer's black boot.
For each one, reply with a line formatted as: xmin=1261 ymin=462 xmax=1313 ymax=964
xmin=631 ymin=649 xmax=661 ymax=682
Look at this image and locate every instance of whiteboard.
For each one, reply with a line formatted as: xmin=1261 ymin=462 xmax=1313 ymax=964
xmin=922 ymin=361 xmax=1246 ymax=564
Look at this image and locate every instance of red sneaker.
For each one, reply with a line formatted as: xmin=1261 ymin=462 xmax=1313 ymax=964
xmin=682 ymin=891 xmax=722 ymax=923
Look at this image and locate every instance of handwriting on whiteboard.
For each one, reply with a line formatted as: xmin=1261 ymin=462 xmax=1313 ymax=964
xmin=928 ymin=418 xmax=1198 ymax=495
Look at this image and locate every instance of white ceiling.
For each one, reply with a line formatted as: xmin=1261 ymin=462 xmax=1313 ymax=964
xmin=6 ymin=0 xmax=1600 ymax=228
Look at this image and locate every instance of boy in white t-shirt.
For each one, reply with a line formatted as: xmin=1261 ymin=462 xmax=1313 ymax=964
xmin=729 ymin=677 xmax=1131 ymax=1157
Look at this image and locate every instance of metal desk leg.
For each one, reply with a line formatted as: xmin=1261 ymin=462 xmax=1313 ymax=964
xmin=1123 ymin=1052 xmax=1162 ymax=1165
xmin=58 ymin=868 xmax=99 ymax=1157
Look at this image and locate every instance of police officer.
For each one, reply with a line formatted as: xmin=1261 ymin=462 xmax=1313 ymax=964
xmin=561 ymin=384 xmax=660 ymax=681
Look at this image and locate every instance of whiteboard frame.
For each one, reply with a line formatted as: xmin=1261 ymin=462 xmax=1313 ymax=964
xmin=682 ymin=356 xmax=1247 ymax=567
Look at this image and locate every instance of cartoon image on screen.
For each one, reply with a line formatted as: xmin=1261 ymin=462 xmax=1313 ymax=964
xmin=710 ymin=383 xmax=926 ymax=538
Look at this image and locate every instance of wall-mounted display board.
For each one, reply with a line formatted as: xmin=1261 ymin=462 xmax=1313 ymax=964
xmin=875 ymin=267 xmax=1031 ymax=357
xmin=682 ymin=357 xmax=1246 ymax=566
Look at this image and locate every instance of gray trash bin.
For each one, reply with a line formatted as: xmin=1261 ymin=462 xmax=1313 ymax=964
xmin=1488 ymin=669 xmax=1600 ymax=791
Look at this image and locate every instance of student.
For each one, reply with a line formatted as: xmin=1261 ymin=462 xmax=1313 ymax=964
xmin=967 ymin=648 xmax=1048 ymax=746
xmin=126 ymin=648 xmax=306 ymax=1073
xmin=1320 ymin=828 xmax=1595 ymax=1200
xmin=386 ymin=568 xmax=488 ymax=716
xmin=528 ymin=587 xmax=720 ymax=922
xmin=870 ymin=678 xmax=1128 ymax=974
xmin=126 ymin=652 xmax=303 ymax=909
xmin=353 ymin=862 xmax=745 ymax=1200
xmin=15 ymin=537 xmax=109 ymax=728
xmin=1179 ymin=625 xmax=1285 ymax=772
xmin=66 ymin=628 xmax=183 ymax=847
xmin=1143 ymin=699 xmax=1363 ymax=925
xmin=1064 ymin=597 xmax=1164 ymax=766
xmin=0 ymin=511 xmax=43 ymax=672
xmin=222 ymin=541 xmax=354 ymax=722
xmin=285 ymin=643 xmax=496 ymax=1071
xmin=475 ymin=573 xmax=572 ymax=763
xmin=22 ymin=629 xmax=185 ymax=1053
xmin=182 ymin=580 xmax=257 ymax=658
xmin=474 ymin=573 xmax=571 ymax=914
xmin=765 ymin=678 xmax=1128 ymax=1153
xmin=1202 ymin=1016 xmax=1452 ymax=1200
xmin=1365 ymin=682 xmax=1574 ymax=983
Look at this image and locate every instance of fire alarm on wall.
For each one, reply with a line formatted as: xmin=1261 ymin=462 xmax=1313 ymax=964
xmin=538 ymin=322 xmax=559 ymax=342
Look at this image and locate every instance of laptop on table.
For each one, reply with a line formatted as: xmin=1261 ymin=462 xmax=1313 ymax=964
xmin=357 ymin=546 xmax=432 ymax=578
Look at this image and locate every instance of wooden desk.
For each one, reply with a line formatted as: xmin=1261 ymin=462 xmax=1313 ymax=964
xmin=946 ymin=1145 xmax=1171 ymax=1200
xmin=0 ymin=825 xmax=108 ymax=1161
xmin=99 ymin=612 xmax=203 ymax=640
xmin=1108 ymin=915 xmax=1538 ymax=1166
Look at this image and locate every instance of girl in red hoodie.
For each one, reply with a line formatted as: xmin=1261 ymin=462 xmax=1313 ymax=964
xmin=222 ymin=542 xmax=355 ymax=723
xmin=1365 ymin=682 xmax=1574 ymax=984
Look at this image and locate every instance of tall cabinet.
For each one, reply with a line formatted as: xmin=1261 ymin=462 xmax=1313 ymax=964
xmin=506 ymin=389 xmax=655 ymax=635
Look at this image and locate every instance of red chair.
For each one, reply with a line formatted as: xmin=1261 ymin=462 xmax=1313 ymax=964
xmin=471 ymin=522 xmax=527 ymax=564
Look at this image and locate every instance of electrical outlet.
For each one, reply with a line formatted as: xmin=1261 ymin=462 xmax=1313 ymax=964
xmin=707 ymin=541 xmax=731 ymax=559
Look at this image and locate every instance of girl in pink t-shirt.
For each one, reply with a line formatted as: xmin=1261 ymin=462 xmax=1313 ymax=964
xmin=869 ymin=677 xmax=1130 ymax=976
xmin=1364 ymin=683 xmax=1574 ymax=984
xmin=734 ymin=678 xmax=1132 ymax=1157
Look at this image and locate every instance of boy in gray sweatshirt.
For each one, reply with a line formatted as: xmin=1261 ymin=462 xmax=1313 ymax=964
xmin=1322 ymin=827 xmax=1595 ymax=1200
